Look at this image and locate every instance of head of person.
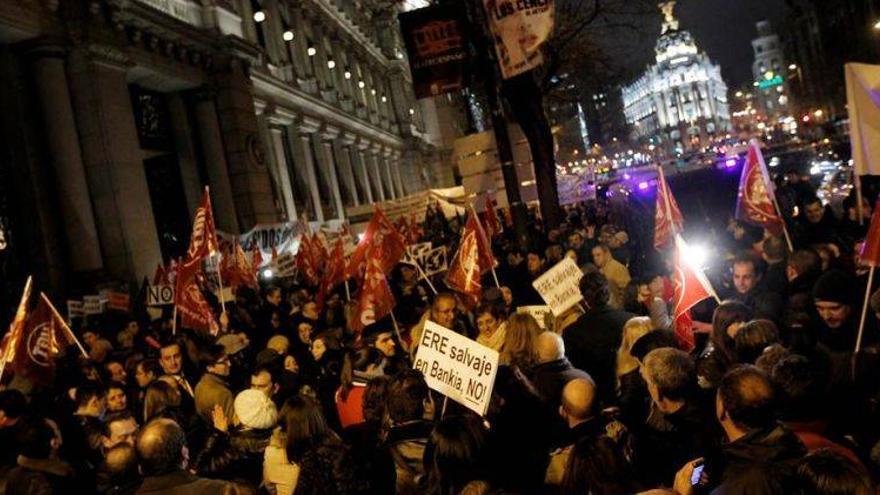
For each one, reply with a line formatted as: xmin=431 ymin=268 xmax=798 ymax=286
xmin=387 ymin=369 xmax=429 ymax=424
xmin=501 ymin=313 xmax=541 ymax=368
xmin=591 ymin=244 xmax=612 ymax=268
xmin=641 ymin=348 xmax=696 ymax=414
xmin=770 ymin=354 xmax=829 ymax=423
xmin=711 ymin=301 xmax=753 ymax=361
xmin=561 ymin=435 xmax=638 ymax=495
xmin=106 ymin=384 xmax=128 ymax=413
xmin=295 ymin=319 xmax=314 ymax=345
xmin=400 ymin=264 xmax=417 ymax=283
xmin=500 ymin=286 xmax=513 ymax=307
xmin=559 ymin=377 xmax=597 ymax=428
xmin=0 ymin=389 xmax=27 ymax=428
xmin=280 ymin=395 xmax=335 ymax=463
xmin=135 ymin=359 xmax=161 ymax=388
xmin=266 ymin=334 xmax=290 ymax=355
xmin=234 ymin=389 xmax=278 ymax=431
xmin=199 ymin=344 xmax=231 ymax=377
xmin=101 ymin=411 xmax=139 ymax=450
xmin=143 ymin=380 xmax=181 ymax=423
xmin=302 ymin=301 xmax=320 ymax=321
xmin=16 ymin=418 xmax=62 ymax=461
xmin=580 ymin=271 xmax=611 ymax=309
xmin=733 ymin=319 xmax=780 ymax=364
xmin=812 ymin=269 xmax=856 ymax=330
xmin=136 ymin=418 xmax=189 ymax=476
xmin=716 ymin=365 xmax=776 ymax=440
xmin=805 ymin=196 xmax=825 ymax=224
xmin=362 ymin=321 xmax=396 ymax=358
xmin=617 ymin=317 xmax=654 ymax=378
xmin=101 ymin=443 xmax=139 ymax=487
xmin=431 ymin=293 xmax=458 ymax=329
xmin=527 ymin=249 xmax=546 ymax=275
xmin=76 ymin=383 xmax=107 ymax=418
xmin=568 ymin=231 xmax=584 ymax=250
xmin=362 ymin=375 xmax=391 ymax=423
xmin=795 ymin=449 xmax=873 ymax=495
xmin=475 ymin=301 xmax=505 ymax=337
xmin=535 ymin=331 xmax=565 ymax=365
xmin=250 ymin=364 xmax=279 ymax=399
xmin=159 ymin=339 xmax=184 ymax=375
xmin=265 ymin=286 xmax=282 ymax=306
xmin=762 ymin=236 xmax=786 ymax=264
xmin=105 ymin=360 xmax=127 ymax=384
xmin=310 ymin=333 xmax=330 ymax=361
xmin=787 ymin=249 xmax=821 ymax=283
xmin=82 ymin=330 xmax=100 ymax=349
xmin=425 ymin=415 xmax=488 ymax=495
xmin=732 ymin=253 xmax=762 ymax=295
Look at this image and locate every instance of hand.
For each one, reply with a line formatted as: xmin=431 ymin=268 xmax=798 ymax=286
xmin=673 ymin=458 xmax=704 ymax=495
xmin=212 ymin=404 xmax=229 ymax=433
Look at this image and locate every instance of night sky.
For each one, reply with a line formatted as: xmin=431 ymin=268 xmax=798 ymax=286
xmin=612 ymin=0 xmax=788 ymax=88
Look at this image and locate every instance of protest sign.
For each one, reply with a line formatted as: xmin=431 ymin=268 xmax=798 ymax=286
xmin=83 ymin=295 xmax=105 ymax=315
xmin=532 ymin=257 xmax=583 ymax=316
xmin=67 ymin=300 xmax=84 ymax=321
xmin=215 ymin=286 xmax=235 ymax=304
xmin=106 ymin=292 xmax=130 ymax=312
xmin=516 ymin=305 xmax=553 ymax=329
xmin=413 ymin=321 xmax=499 ymax=415
xmin=275 ymin=252 xmax=297 ymax=278
xmin=423 ymin=246 xmax=449 ymax=276
xmin=147 ymin=285 xmax=175 ymax=306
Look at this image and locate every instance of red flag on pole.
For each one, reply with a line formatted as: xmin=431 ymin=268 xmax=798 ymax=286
xmin=251 ymin=245 xmax=264 ymax=274
xmin=482 ymin=191 xmax=503 ymax=239
xmin=351 ymin=255 xmax=396 ymax=333
xmin=221 ymin=243 xmax=258 ymax=290
xmin=153 ymin=264 xmax=168 ymax=285
xmin=346 ymin=208 xmax=406 ymax=280
xmin=735 ymin=140 xmax=785 ymax=235
xmin=671 ymin=235 xmax=718 ymax=351
xmin=654 ymin=167 xmax=684 ymax=250
xmin=7 ymin=293 xmax=80 ymax=386
xmin=859 ymin=197 xmax=880 ymax=267
xmin=445 ymin=209 xmax=497 ymax=306
xmin=295 ymin=235 xmax=320 ymax=286
xmin=0 ymin=276 xmax=33 ymax=382
xmin=174 ymin=187 xmax=219 ymax=335
xmin=317 ymin=238 xmax=346 ymax=311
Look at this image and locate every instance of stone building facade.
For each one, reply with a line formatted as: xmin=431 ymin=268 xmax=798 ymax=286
xmin=0 ymin=0 xmax=450 ymax=293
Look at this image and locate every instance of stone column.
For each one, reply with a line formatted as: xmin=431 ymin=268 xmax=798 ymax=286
xmin=67 ymin=46 xmax=162 ymax=280
xmin=166 ymin=94 xmax=202 ymax=216
xmin=315 ymin=126 xmax=345 ymax=221
xmin=391 ymin=151 xmax=406 ymax=197
xmin=367 ymin=143 xmax=386 ymax=202
xmin=291 ymin=117 xmax=324 ymax=222
xmin=194 ymin=90 xmax=240 ymax=232
xmin=337 ymin=133 xmax=360 ymax=206
xmin=29 ymin=43 xmax=103 ymax=272
xmin=352 ymin=139 xmax=374 ymax=204
xmin=380 ymin=146 xmax=396 ymax=200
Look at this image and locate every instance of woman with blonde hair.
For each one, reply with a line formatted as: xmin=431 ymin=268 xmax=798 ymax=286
xmin=616 ymin=317 xmax=654 ymax=382
xmin=500 ymin=313 xmax=542 ymax=370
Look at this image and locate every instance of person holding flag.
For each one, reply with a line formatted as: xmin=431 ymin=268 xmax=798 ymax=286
xmin=671 ymin=235 xmax=720 ymax=352
xmin=174 ymin=187 xmax=221 ymax=336
xmin=445 ymin=207 xmax=498 ymax=307
xmin=735 ymin=139 xmax=793 ymax=251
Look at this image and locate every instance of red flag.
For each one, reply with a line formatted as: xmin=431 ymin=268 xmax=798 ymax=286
xmin=174 ymin=187 xmax=219 ymax=335
xmin=251 ymin=245 xmax=264 ymax=275
xmin=317 ymin=238 xmax=346 ymax=311
xmin=482 ymin=191 xmax=503 ymax=238
xmin=346 ymin=209 xmax=406 ymax=280
xmin=8 ymin=293 xmax=78 ymax=386
xmin=445 ymin=209 xmax=497 ymax=306
xmin=859 ymin=197 xmax=880 ymax=267
xmin=0 ymin=277 xmax=33 ymax=380
xmin=153 ymin=264 xmax=168 ymax=285
xmin=654 ymin=167 xmax=684 ymax=250
xmin=351 ymin=255 xmax=396 ymax=333
xmin=671 ymin=235 xmax=716 ymax=351
xmin=295 ymin=235 xmax=320 ymax=286
xmin=271 ymin=246 xmax=278 ymax=265
xmin=735 ymin=140 xmax=785 ymax=235
xmin=221 ymin=243 xmax=258 ymax=290
xmin=312 ymin=233 xmax=329 ymax=271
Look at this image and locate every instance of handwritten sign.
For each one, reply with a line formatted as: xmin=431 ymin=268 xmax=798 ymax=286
xmin=147 ymin=285 xmax=175 ymax=306
xmin=423 ymin=246 xmax=448 ymax=276
xmin=83 ymin=295 xmax=106 ymax=315
xmin=413 ymin=321 xmax=499 ymax=415
xmin=516 ymin=305 xmax=553 ymax=329
xmin=532 ymin=257 xmax=583 ymax=316
xmin=67 ymin=300 xmax=84 ymax=320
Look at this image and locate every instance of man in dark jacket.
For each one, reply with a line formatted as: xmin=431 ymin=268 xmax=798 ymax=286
xmin=563 ymin=272 xmax=634 ymax=404
xmin=383 ymin=370 xmax=433 ymax=495
xmin=135 ymin=418 xmax=231 ymax=495
xmin=700 ymin=365 xmax=806 ymax=493
xmin=532 ymin=331 xmax=592 ymax=409
xmin=6 ymin=418 xmax=75 ymax=495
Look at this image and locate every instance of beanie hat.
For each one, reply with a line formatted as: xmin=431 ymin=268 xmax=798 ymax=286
xmin=234 ymin=389 xmax=277 ymax=430
xmin=812 ymin=269 xmax=856 ymax=306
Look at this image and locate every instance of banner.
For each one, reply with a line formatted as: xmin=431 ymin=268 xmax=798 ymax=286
xmin=516 ymin=305 xmax=552 ymax=329
xmin=484 ymin=0 xmax=554 ymax=79
xmin=83 ymin=295 xmax=105 ymax=315
xmin=345 ymin=188 xmax=467 ymax=225
xmin=106 ymin=292 xmax=130 ymax=312
xmin=147 ymin=285 xmax=175 ymax=306
xmin=275 ymin=252 xmax=297 ymax=278
xmin=218 ymin=221 xmax=307 ymax=266
xmin=532 ymin=257 xmax=583 ymax=316
xmin=423 ymin=246 xmax=449 ymax=276
xmin=67 ymin=300 xmax=84 ymax=320
xmin=399 ymin=3 xmax=471 ymax=99
xmin=846 ymin=63 xmax=880 ymax=176
xmin=413 ymin=321 xmax=499 ymax=416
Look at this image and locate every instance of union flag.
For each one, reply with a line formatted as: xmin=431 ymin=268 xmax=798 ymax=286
xmin=221 ymin=242 xmax=258 ymax=290
xmin=295 ymin=235 xmax=320 ymax=286
xmin=0 ymin=276 xmax=32 ymax=380
xmin=482 ymin=191 xmax=503 ymax=238
xmin=735 ymin=140 xmax=785 ymax=235
xmin=346 ymin=208 xmax=406 ymax=280
xmin=654 ymin=166 xmax=684 ymax=250
xmin=672 ymin=235 xmax=717 ymax=351
xmin=351 ymin=252 xmax=396 ymax=333
xmin=174 ymin=187 xmax=219 ymax=335
xmin=445 ymin=208 xmax=497 ymax=306
xmin=7 ymin=293 xmax=80 ymax=386
xmin=317 ymin=238 xmax=347 ymax=311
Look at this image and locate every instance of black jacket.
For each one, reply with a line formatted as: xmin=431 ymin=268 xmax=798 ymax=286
xmin=704 ymin=424 xmax=806 ymax=494
xmin=193 ymin=427 xmax=272 ymax=486
xmin=563 ymin=306 xmax=635 ymax=403
xmin=531 ymin=357 xmax=592 ymax=408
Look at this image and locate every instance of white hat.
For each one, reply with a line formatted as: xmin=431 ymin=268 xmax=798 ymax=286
xmin=234 ymin=389 xmax=278 ymax=430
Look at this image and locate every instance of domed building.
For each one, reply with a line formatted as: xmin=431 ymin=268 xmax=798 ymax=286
xmin=622 ymin=1 xmax=731 ymax=155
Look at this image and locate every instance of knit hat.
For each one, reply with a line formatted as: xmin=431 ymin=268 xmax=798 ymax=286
xmin=812 ymin=269 xmax=857 ymax=306
xmin=234 ymin=389 xmax=277 ymax=430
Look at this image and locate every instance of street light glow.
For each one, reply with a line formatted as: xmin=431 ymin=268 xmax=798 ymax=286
xmin=307 ymin=46 xmax=317 ymax=57
xmin=327 ymin=59 xmax=336 ymax=69
xmin=253 ymin=10 xmax=266 ymax=23
xmin=261 ymin=268 xmax=273 ymax=279
xmin=874 ymin=19 xmax=880 ymax=30
xmin=283 ymin=30 xmax=294 ymax=42
xmin=788 ymin=64 xmax=797 ymax=71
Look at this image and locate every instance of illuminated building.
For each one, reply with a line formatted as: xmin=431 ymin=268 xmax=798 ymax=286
xmin=751 ymin=21 xmax=791 ymax=121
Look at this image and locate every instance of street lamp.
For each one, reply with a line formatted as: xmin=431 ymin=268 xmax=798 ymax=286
xmin=873 ymin=19 xmax=880 ymax=30
xmin=327 ymin=58 xmax=336 ymax=70
xmin=282 ymin=29 xmax=294 ymax=42
xmin=788 ymin=64 xmax=798 ymax=71
xmin=253 ymin=9 xmax=266 ymax=23
xmin=307 ymin=43 xmax=316 ymax=57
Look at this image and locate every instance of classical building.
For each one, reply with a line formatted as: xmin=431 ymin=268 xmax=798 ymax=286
xmin=0 ymin=0 xmax=453 ymax=292
xmin=621 ymin=1 xmax=731 ymax=154
xmin=750 ymin=20 xmax=791 ymax=121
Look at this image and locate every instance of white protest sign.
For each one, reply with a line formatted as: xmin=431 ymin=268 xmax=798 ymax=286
xmin=83 ymin=295 xmax=105 ymax=315
xmin=67 ymin=300 xmax=84 ymax=320
xmin=147 ymin=285 xmax=175 ymax=306
xmin=423 ymin=246 xmax=449 ymax=276
xmin=275 ymin=252 xmax=297 ymax=277
xmin=516 ymin=305 xmax=553 ymax=329
xmin=532 ymin=257 xmax=583 ymax=316
xmin=413 ymin=321 xmax=499 ymax=416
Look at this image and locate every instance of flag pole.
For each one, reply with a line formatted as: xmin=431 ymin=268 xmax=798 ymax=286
xmin=172 ymin=304 xmax=178 ymax=336
xmin=0 ymin=276 xmax=33 ymax=383
xmin=41 ymin=293 xmax=89 ymax=359
xmin=856 ymin=173 xmax=865 ymax=226
xmin=469 ymin=204 xmax=501 ymax=289
xmin=389 ymin=310 xmax=404 ymax=346
xmin=855 ymin=265 xmax=875 ymax=354
xmin=214 ymin=252 xmax=227 ymax=315
xmin=414 ymin=261 xmax=438 ymax=295
xmin=343 ymin=279 xmax=351 ymax=302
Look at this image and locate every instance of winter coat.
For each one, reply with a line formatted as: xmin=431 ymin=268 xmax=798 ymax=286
xmin=194 ymin=426 xmax=272 ymax=485
xmin=563 ymin=306 xmax=635 ymax=404
xmin=5 ymin=456 xmax=75 ymax=495
xmin=194 ymin=373 xmax=235 ymax=425
xmin=294 ymin=436 xmax=367 ymax=495
xmin=135 ymin=470 xmax=232 ymax=495
xmin=384 ymin=420 xmax=433 ymax=495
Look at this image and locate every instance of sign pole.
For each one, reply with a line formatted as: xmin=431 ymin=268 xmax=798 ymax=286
xmin=343 ymin=279 xmax=351 ymax=302
xmin=41 ymin=293 xmax=89 ymax=359
xmin=172 ymin=304 xmax=178 ymax=335
xmin=214 ymin=253 xmax=227 ymax=315
xmin=415 ymin=261 xmax=438 ymax=295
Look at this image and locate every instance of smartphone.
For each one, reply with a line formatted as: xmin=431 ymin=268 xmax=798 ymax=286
xmin=691 ymin=462 xmax=705 ymax=486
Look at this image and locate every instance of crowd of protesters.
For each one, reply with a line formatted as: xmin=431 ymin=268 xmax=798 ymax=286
xmin=2 ymin=182 xmax=880 ymax=495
